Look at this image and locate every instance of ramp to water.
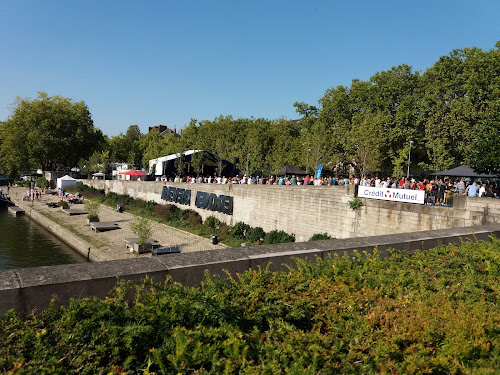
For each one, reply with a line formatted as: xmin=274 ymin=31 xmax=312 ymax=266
xmin=8 ymin=206 xmax=25 ymax=215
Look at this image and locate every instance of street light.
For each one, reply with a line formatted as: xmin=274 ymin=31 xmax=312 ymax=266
xmin=407 ymin=141 xmax=413 ymax=179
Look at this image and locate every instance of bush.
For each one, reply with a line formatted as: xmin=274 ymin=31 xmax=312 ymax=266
xmin=152 ymin=204 xmax=181 ymax=222
xmin=57 ymin=200 xmax=69 ymax=209
xmin=230 ymin=222 xmax=250 ymax=240
xmin=130 ymin=217 xmax=152 ymax=244
xmin=2 ymin=239 xmax=500 ymax=373
xmin=348 ymin=196 xmax=363 ymax=210
xmin=263 ymin=230 xmax=295 ymax=244
xmin=145 ymin=200 xmax=157 ymax=214
xmin=35 ymin=177 xmax=49 ymax=190
xmin=204 ymin=216 xmax=220 ymax=230
xmin=217 ymin=223 xmax=231 ymax=240
xmin=84 ymin=199 xmax=100 ymax=220
xmin=246 ymin=227 xmax=266 ymax=244
xmin=182 ymin=210 xmax=202 ymax=227
xmin=309 ymin=233 xmax=333 ymax=241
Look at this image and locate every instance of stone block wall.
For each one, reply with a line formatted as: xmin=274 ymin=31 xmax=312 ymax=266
xmin=85 ymin=180 xmax=500 ymax=241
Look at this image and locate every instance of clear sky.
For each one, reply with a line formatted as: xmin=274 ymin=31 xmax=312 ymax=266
xmin=1 ymin=1 xmax=499 ymax=137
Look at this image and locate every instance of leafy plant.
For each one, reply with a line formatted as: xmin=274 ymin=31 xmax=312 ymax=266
xmin=204 ymin=216 xmax=220 ymax=230
xmin=35 ymin=177 xmax=49 ymax=190
xmin=348 ymin=196 xmax=364 ymax=210
xmin=130 ymin=217 xmax=152 ymax=245
xmin=230 ymin=222 xmax=250 ymax=240
xmin=84 ymin=199 xmax=100 ymax=220
xmin=309 ymin=233 xmax=333 ymax=241
xmin=57 ymin=200 xmax=69 ymax=209
xmin=263 ymin=230 xmax=295 ymax=244
xmin=246 ymin=227 xmax=266 ymax=244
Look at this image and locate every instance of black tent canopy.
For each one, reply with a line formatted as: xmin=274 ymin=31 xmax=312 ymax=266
xmin=277 ymin=165 xmax=308 ymax=176
xmin=431 ymin=165 xmax=498 ymax=178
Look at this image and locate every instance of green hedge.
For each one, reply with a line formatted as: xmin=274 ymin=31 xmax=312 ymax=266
xmin=2 ymin=238 xmax=500 ymax=373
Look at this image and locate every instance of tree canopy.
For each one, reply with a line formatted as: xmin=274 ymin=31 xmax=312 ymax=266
xmin=0 ymin=92 xmax=104 ymax=175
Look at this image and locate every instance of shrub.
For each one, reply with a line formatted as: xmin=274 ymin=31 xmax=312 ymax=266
xmin=263 ymin=230 xmax=295 ymax=244
xmin=230 ymin=222 xmax=250 ymax=240
xmin=204 ymin=216 xmax=220 ymax=230
xmin=130 ymin=217 xmax=152 ymax=244
xmin=84 ymin=199 xmax=100 ymax=220
xmin=246 ymin=227 xmax=266 ymax=244
xmin=309 ymin=233 xmax=333 ymax=241
xmin=152 ymin=204 xmax=181 ymax=222
xmin=35 ymin=177 xmax=49 ymax=190
xmin=182 ymin=210 xmax=202 ymax=227
xmin=145 ymin=200 xmax=157 ymax=214
xmin=57 ymin=200 xmax=69 ymax=209
xmin=217 ymin=223 xmax=231 ymax=240
xmin=348 ymin=196 xmax=363 ymax=210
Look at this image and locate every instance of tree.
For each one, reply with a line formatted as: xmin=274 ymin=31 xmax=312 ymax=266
xmin=0 ymin=92 xmax=104 ymax=175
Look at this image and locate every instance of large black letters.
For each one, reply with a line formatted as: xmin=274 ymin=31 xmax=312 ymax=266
xmin=161 ymin=186 xmax=191 ymax=206
xmin=162 ymin=186 xmax=233 ymax=214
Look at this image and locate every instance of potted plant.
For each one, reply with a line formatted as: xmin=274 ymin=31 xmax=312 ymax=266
xmin=130 ymin=217 xmax=153 ymax=253
xmin=58 ymin=200 xmax=69 ymax=210
xmin=84 ymin=199 xmax=101 ymax=225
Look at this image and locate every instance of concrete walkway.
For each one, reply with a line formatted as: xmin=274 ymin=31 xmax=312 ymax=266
xmin=8 ymin=186 xmax=226 ymax=261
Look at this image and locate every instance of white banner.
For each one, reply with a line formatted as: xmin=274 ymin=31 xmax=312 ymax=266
xmin=358 ymin=186 xmax=425 ymax=205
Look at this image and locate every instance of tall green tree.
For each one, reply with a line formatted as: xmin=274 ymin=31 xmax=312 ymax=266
xmin=0 ymin=92 xmax=104 ymax=175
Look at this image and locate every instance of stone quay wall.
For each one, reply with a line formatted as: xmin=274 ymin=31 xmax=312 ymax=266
xmin=1 ymin=224 xmax=499 ymax=316
xmin=85 ymin=180 xmax=500 ymax=241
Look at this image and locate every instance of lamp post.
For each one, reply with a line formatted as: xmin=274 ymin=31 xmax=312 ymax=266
xmin=307 ymin=148 xmax=311 ymax=174
xmin=407 ymin=141 xmax=413 ymax=179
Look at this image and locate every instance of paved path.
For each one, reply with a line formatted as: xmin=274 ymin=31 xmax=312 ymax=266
xmin=8 ymin=186 xmax=226 ymax=261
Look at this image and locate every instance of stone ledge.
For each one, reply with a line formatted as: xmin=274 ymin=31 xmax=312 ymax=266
xmin=1 ymin=224 xmax=499 ymax=316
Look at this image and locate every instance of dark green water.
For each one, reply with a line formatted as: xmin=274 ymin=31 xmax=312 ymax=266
xmin=0 ymin=208 xmax=87 ymax=271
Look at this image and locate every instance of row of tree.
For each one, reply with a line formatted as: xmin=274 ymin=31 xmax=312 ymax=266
xmin=1 ymin=42 xmax=499 ymax=177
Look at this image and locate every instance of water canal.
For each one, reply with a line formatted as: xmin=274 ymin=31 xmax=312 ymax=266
xmin=0 ymin=208 xmax=87 ymax=271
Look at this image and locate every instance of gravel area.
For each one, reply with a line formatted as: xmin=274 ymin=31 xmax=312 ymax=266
xmin=8 ymin=186 xmax=226 ymax=261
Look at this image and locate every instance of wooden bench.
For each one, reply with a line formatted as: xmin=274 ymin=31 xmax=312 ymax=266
xmin=152 ymin=247 xmax=181 ymax=256
xmin=124 ymin=237 xmax=162 ymax=249
xmin=90 ymin=222 xmax=120 ymax=232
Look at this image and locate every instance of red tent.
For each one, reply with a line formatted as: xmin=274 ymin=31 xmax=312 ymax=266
xmin=119 ymin=170 xmax=147 ymax=177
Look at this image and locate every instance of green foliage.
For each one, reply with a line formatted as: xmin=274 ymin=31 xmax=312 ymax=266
xmin=0 ymin=92 xmax=105 ymax=175
xmin=4 ymin=239 xmax=500 ymax=373
xmin=130 ymin=217 xmax=152 ymax=244
xmin=152 ymin=204 xmax=181 ymax=222
xmin=348 ymin=196 xmax=364 ymax=210
xmin=309 ymin=233 xmax=333 ymax=241
xmin=182 ymin=209 xmax=202 ymax=227
xmin=246 ymin=227 xmax=266 ymax=244
xmin=263 ymin=230 xmax=295 ymax=244
xmin=35 ymin=177 xmax=49 ymax=190
xmin=204 ymin=216 xmax=220 ymax=231
xmin=84 ymin=199 xmax=100 ymax=220
xmin=57 ymin=200 xmax=69 ymax=209
xmin=230 ymin=222 xmax=250 ymax=240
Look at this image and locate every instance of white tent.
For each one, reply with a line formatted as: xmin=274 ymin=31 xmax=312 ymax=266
xmin=57 ymin=175 xmax=77 ymax=190
xmin=149 ymin=150 xmax=202 ymax=176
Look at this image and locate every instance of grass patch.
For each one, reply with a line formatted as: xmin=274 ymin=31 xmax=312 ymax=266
xmin=39 ymin=211 xmax=106 ymax=248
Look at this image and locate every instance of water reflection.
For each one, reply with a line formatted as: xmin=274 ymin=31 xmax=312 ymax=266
xmin=0 ymin=209 xmax=87 ymax=270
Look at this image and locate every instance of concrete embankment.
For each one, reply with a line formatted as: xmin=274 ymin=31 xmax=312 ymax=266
xmin=6 ymin=186 xmax=226 ymax=263
xmin=1 ymin=223 xmax=499 ymax=316
xmin=9 ymin=194 xmax=103 ymax=262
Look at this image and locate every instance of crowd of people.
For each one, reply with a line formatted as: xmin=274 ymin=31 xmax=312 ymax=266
xmin=161 ymin=175 xmax=499 ymax=201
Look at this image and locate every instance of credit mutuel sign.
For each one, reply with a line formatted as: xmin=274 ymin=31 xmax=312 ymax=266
xmin=358 ymin=186 xmax=425 ymax=205
xmin=161 ymin=186 xmax=233 ymax=215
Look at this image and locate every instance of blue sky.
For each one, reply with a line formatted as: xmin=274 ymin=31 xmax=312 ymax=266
xmin=1 ymin=1 xmax=499 ymax=137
